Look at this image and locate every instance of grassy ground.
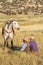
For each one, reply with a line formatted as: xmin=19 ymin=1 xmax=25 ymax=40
xmin=0 ymin=13 xmax=43 ymax=26
xmin=0 ymin=13 xmax=43 ymax=65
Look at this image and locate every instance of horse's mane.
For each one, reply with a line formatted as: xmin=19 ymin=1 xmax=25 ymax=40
xmin=6 ymin=20 xmax=13 ymax=24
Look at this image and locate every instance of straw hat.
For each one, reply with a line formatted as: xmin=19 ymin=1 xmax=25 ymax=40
xmin=23 ymin=38 xmax=29 ymax=42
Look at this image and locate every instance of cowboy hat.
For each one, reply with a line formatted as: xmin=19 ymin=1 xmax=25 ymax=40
xmin=23 ymin=38 xmax=29 ymax=42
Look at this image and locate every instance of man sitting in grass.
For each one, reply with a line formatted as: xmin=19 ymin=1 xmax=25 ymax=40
xmin=20 ymin=38 xmax=30 ymax=53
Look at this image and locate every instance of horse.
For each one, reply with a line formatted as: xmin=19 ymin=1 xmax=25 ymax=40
xmin=2 ymin=20 xmax=20 ymax=48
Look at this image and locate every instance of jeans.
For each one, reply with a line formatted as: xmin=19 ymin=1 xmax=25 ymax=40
xmin=20 ymin=43 xmax=27 ymax=51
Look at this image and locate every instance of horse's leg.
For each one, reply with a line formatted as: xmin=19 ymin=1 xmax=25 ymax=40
xmin=6 ymin=37 xmax=9 ymax=47
xmin=11 ymin=40 xmax=13 ymax=48
xmin=4 ymin=33 xmax=8 ymax=47
xmin=4 ymin=40 xmax=6 ymax=47
xmin=9 ymin=32 xmax=14 ymax=48
xmin=7 ymin=41 xmax=9 ymax=47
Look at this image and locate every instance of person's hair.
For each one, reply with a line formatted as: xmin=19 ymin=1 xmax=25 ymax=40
xmin=23 ymin=39 xmax=26 ymax=43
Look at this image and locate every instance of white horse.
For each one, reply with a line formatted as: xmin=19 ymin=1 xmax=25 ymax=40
xmin=2 ymin=20 xmax=20 ymax=48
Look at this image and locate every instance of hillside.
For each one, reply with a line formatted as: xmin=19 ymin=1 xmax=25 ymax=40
xmin=0 ymin=0 xmax=43 ymax=15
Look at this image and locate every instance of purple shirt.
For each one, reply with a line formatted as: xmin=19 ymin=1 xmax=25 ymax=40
xmin=29 ymin=41 xmax=38 ymax=52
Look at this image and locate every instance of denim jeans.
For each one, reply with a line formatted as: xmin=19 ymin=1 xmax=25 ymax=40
xmin=20 ymin=43 xmax=27 ymax=51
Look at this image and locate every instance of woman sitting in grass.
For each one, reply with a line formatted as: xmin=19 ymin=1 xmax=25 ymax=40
xmin=20 ymin=36 xmax=38 ymax=53
xmin=29 ymin=36 xmax=38 ymax=52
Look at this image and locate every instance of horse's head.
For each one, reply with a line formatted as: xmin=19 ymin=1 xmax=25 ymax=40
xmin=12 ymin=21 xmax=20 ymax=30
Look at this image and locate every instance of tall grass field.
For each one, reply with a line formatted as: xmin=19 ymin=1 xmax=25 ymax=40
xmin=0 ymin=13 xmax=43 ymax=65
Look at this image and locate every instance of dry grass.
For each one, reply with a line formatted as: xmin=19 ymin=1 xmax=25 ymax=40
xmin=0 ymin=13 xmax=43 ymax=65
xmin=0 ymin=30 xmax=43 ymax=65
